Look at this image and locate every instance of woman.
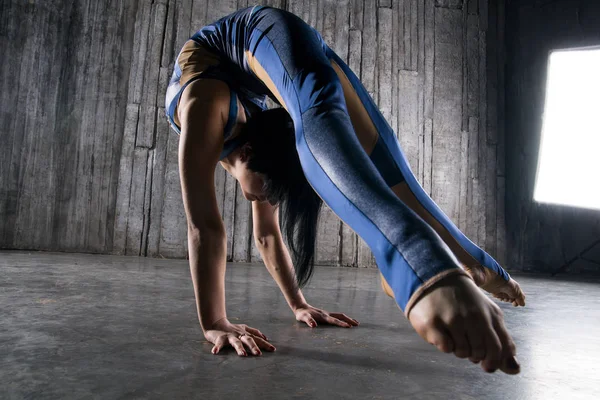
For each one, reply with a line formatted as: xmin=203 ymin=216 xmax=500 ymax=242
xmin=165 ymin=5 xmax=526 ymax=374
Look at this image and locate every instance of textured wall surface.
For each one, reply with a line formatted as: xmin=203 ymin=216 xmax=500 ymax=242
xmin=0 ymin=0 xmax=508 ymax=269
xmin=0 ymin=1 xmax=138 ymax=253
xmin=505 ymin=0 xmax=600 ymax=274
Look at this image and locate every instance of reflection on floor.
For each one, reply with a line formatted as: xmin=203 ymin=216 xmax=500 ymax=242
xmin=1 ymin=251 xmax=599 ymax=400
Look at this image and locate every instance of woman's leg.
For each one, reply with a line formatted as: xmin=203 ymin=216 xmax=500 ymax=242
xmin=323 ymin=47 xmax=524 ymax=306
xmin=244 ymin=10 xmax=522 ymax=375
xmin=246 ymin=12 xmax=519 ymax=374
xmin=246 ymin=10 xmax=470 ymax=315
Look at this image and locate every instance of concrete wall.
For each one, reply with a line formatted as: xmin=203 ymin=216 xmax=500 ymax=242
xmin=0 ymin=0 xmax=508 ymax=269
xmin=505 ymin=0 xmax=600 ymax=274
xmin=0 ymin=1 xmax=139 ymax=253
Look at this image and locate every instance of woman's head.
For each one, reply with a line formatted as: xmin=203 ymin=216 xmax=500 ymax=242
xmin=233 ymin=145 xmax=268 ymax=202
xmin=238 ymin=107 xmax=323 ymax=288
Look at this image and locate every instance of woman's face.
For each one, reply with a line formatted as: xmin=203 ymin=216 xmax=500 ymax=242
xmin=237 ymin=164 xmax=266 ymax=202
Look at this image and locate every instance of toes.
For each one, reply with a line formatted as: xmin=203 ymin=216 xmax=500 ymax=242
xmin=517 ymin=289 xmax=526 ymax=307
xmin=502 ymin=355 xmax=521 ymax=375
xmin=481 ymin=328 xmax=503 ymax=373
xmin=449 ymin=331 xmax=471 ymax=359
xmin=491 ymin=317 xmax=520 ymax=375
xmin=425 ymin=323 xmax=454 ymax=354
xmin=494 ymin=293 xmax=511 ymax=303
xmin=510 ymin=281 xmax=527 ymax=307
xmin=495 ymin=292 xmax=522 ymax=306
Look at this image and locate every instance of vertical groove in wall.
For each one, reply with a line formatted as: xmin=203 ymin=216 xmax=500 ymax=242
xmin=230 ymin=178 xmax=238 ymax=259
xmin=404 ymin=0 xmax=411 ymax=70
xmin=338 ymin=221 xmax=344 ymax=266
xmin=484 ymin=0 xmax=497 ymax=255
xmin=461 ymin=2 xmax=468 ymax=132
xmin=458 ymin=0 xmax=469 ymax=237
xmin=340 ymin=1 xmax=355 ymax=261
xmin=410 ymin=0 xmax=418 ymax=71
xmin=391 ymin=0 xmax=399 ymax=143
xmin=147 ymin=107 xmax=170 ymax=256
xmin=432 ymin=6 xmax=463 ymax=224
xmin=415 ymin=0 xmax=425 ymax=184
xmin=398 ymin=0 xmax=405 ymax=70
xmin=466 ymin=116 xmax=479 ymax=240
xmin=423 ymin=0 xmax=435 ymax=196
xmin=223 ymin=172 xmax=237 ymax=261
xmin=247 ymin=202 xmax=253 ymax=262
xmin=495 ymin=0 xmax=506 ymax=267
xmin=113 ymin=104 xmax=140 ymax=254
xmin=141 ymin=149 xmax=154 ymax=256
xmin=477 ymin=24 xmax=487 ymax=248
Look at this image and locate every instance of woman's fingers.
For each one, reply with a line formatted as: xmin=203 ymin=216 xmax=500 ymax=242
xmin=210 ymin=332 xmax=275 ymax=356
xmin=228 ymin=335 xmax=247 ymax=357
xmin=329 ymin=313 xmax=359 ymax=326
xmin=207 ymin=324 xmax=276 ymax=357
xmin=212 ymin=334 xmax=227 ymax=355
xmin=295 ymin=308 xmax=358 ymax=328
xmin=322 ymin=314 xmax=351 ymax=328
xmin=245 ymin=326 xmax=268 ymax=340
xmin=298 ymin=313 xmax=318 ymax=328
xmin=252 ymin=335 xmax=277 ymax=352
xmin=240 ymin=334 xmax=262 ymax=356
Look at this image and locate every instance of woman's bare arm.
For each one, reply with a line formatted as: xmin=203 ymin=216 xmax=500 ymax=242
xmin=178 ymin=79 xmax=276 ymax=356
xmin=252 ymin=200 xmax=308 ymax=310
xmin=178 ymin=80 xmax=228 ymax=332
xmin=253 ymin=200 xmax=359 ymax=328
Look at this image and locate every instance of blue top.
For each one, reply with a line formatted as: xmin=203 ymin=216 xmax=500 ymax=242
xmin=165 ymin=5 xmax=276 ymax=160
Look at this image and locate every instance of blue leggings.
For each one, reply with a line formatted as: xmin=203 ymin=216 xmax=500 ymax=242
xmin=245 ymin=11 xmax=509 ymax=315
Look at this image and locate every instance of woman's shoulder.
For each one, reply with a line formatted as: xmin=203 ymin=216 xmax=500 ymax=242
xmin=178 ymin=78 xmax=231 ymax=128
xmin=181 ymin=78 xmax=230 ymax=108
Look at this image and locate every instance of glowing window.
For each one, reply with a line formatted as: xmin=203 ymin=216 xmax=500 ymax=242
xmin=534 ymin=46 xmax=600 ymax=210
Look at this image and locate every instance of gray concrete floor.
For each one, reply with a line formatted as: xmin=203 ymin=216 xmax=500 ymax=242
xmin=1 ymin=251 xmax=599 ymax=400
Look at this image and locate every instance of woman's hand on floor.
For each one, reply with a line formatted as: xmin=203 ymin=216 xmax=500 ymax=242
xmin=293 ymin=304 xmax=359 ymax=328
xmin=204 ymin=318 xmax=276 ymax=356
xmin=408 ymin=274 xmax=521 ymax=375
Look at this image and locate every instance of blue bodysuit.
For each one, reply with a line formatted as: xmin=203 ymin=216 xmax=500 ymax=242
xmin=165 ymin=5 xmax=511 ymax=316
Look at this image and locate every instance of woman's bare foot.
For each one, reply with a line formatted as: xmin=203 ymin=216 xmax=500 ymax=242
xmin=408 ymin=274 xmax=521 ymax=374
xmin=463 ymin=264 xmax=526 ymax=307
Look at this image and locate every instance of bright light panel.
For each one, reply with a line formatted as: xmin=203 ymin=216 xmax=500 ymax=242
xmin=534 ymin=46 xmax=600 ymax=211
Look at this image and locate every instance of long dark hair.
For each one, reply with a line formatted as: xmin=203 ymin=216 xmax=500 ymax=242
xmin=243 ymin=108 xmax=323 ymax=287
